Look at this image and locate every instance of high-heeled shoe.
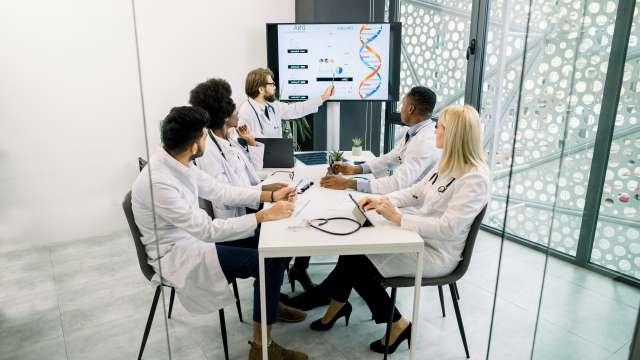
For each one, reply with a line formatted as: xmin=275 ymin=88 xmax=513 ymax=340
xmin=310 ymin=302 xmax=352 ymax=331
xmin=369 ymin=323 xmax=412 ymax=354
xmin=288 ymin=266 xmax=316 ymax=292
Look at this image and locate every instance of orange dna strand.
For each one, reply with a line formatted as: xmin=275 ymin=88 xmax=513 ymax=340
xmin=358 ymin=24 xmax=383 ymax=99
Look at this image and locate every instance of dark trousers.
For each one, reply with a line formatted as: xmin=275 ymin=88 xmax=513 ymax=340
xmin=293 ymin=256 xmax=310 ymax=269
xmin=215 ymin=244 xmax=288 ymax=324
xmin=322 ymin=255 xmax=401 ymax=324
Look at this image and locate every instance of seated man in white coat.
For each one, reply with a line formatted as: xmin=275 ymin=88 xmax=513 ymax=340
xmin=320 ymin=86 xmax=441 ymax=194
xmin=237 ymin=67 xmax=334 ymax=138
xmin=131 ymin=106 xmax=308 ymax=360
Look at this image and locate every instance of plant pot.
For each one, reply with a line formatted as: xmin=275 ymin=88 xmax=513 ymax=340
xmin=352 ymin=146 xmax=362 ymax=156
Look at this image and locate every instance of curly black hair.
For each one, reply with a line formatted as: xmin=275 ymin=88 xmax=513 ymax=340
xmin=161 ymin=106 xmax=208 ymax=154
xmin=407 ymin=86 xmax=437 ymax=118
xmin=189 ymin=78 xmax=236 ymax=130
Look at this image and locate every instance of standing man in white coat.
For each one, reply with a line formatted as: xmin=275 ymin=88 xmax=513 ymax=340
xmin=319 ymin=86 xmax=441 ymax=194
xmin=132 ymin=106 xmax=308 ymax=360
xmin=237 ymin=68 xmax=334 ymax=138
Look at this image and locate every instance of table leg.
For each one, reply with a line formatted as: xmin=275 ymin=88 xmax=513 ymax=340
xmin=410 ymin=250 xmax=424 ymax=360
xmin=259 ymin=253 xmax=268 ymax=359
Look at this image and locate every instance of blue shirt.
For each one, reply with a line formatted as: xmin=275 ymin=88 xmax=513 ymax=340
xmin=355 ymin=119 xmax=432 ymax=193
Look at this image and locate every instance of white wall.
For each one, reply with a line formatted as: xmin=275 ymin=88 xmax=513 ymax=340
xmin=0 ymin=0 xmax=295 ymax=252
xmin=0 ymin=0 xmax=145 ymax=252
xmin=134 ymin=0 xmax=295 ymax=148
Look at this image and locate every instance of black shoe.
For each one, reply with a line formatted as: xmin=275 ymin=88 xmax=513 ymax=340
xmin=288 ymin=266 xmax=316 ymax=292
xmin=369 ymin=323 xmax=412 ymax=354
xmin=281 ymin=287 xmax=329 ymax=311
xmin=310 ymin=302 xmax=352 ymax=331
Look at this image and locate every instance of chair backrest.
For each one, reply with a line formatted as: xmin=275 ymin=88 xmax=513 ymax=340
xmin=138 ymin=157 xmax=147 ymax=172
xmin=122 ymin=191 xmax=156 ymax=281
xmin=199 ymin=198 xmax=215 ymax=220
xmin=381 ymin=205 xmax=488 ymax=288
xmin=448 ymin=205 xmax=487 ymax=280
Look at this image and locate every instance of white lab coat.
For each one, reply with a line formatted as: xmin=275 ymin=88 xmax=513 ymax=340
xmin=195 ymin=132 xmax=262 ymax=219
xmin=237 ymin=97 xmax=323 ymax=138
xmin=131 ymin=147 xmax=261 ymax=314
xmin=367 ymin=164 xmax=490 ymax=278
xmin=366 ymin=122 xmax=441 ymax=194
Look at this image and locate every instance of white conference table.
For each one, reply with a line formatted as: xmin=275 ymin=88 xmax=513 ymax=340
xmin=257 ymin=151 xmax=425 ymax=359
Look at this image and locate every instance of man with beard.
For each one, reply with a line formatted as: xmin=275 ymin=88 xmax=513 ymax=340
xmin=237 ymin=67 xmax=334 ymax=138
xmin=237 ymin=68 xmax=334 ymax=292
xmin=131 ymin=106 xmax=308 ymax=359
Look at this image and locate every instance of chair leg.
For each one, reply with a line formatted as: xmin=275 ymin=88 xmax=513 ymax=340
xmin=437 ymin=285 xmax=446 ymax=317
xmin=449 ymin=284 xmax=470 ymax=358
xmin=231 ymin=279 xmax=244 ymax=323
xmin=139 ymin=286 xmax=161 ymax=360
xmin=219 ymin=309 xmax=229 ymax=360
xmin=168 ymin=287 xmax=176 ymax=319
xmin=453 ymin=282 xmax=461 ymax=300
xmin=383 ymin=287 xmax=397 ymax=360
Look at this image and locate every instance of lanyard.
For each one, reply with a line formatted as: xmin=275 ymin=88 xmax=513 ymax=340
xmin=247 ymin=99 xmax=275 ymax=133
xmin=428 ymin=172 xmax=456 ymax=193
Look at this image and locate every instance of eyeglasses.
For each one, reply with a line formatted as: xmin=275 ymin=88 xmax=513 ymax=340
xmin=270 ymin=170 xmax=294 ymax=180
xmin=265 ymin=82 xmax=276 ymax=87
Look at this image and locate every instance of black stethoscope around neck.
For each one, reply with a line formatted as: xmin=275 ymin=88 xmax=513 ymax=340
xmin=247 ymin=99 xmax=275 ymax=133
xmin=207 ymin=129 xmax=227 ymax=160
xmin=428 ymin=172 xmax=456 ymax=193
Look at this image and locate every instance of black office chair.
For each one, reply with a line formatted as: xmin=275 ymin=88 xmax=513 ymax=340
xmin=379 ymin=206 xmax=487 ymax=359
xmin=123 ymin=191 xmax=232 ymax=360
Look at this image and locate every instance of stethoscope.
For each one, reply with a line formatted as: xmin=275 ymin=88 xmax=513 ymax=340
xmin=428 ymin=172 xmax=456 ymax=193
xmin=207 ymin=129 xmax=247 ymax=170
xmin=307 ymin=217 xmax=364 ymax=236
xmin=247 ymin=99 xmax=276 ymax=134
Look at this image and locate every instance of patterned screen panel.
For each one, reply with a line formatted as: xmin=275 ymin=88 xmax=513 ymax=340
xmin=480 ymin=0 xmax=619 ymax=256
xmin=591 ymin=2 xmax=640 ymax=277
xmin=398 ymin=0 xmax=471 ymax=112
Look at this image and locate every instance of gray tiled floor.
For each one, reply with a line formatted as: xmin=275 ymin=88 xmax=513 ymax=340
xmin=1 ymin=230 xmax=638 ymax=360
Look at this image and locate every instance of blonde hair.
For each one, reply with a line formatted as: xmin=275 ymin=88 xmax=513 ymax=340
xmin=245 ymin=68 xmax=274 ymax=98
xmin=437 ymin=104 xmax=487 ymax=178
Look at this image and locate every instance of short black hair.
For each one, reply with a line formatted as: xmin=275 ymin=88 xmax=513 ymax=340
xmin=161 ymin=106 xmax=207 ymax=154
xmin=189 ymin=78 xmax=236 ymax=130
xmin=407 ymin=86 xmax=437 ymax=117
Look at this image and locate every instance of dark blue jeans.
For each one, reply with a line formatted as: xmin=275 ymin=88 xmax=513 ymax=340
xmin=215 ymin=244 xmax=288 ymax=324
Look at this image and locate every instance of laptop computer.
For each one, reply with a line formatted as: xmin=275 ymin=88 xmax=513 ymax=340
xmin=348 ymin=193 xmax=374 ymax=227
xmin=256 ymin=138 xmax=295 ymax=168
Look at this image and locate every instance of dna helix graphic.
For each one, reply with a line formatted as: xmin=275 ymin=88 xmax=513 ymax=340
xmin=358 ymin=24 xmax=383 ymax=99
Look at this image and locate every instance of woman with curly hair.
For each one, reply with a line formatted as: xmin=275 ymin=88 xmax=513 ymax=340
xmin=190 ymin=78 xmax=288 ymax=220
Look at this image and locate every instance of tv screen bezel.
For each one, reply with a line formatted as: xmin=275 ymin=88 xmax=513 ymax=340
xmin=266 ymin=22 xmax=402 ymax=102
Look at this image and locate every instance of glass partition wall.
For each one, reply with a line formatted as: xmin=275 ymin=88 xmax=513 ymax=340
xmin=387 ymin=0 xmax=640 ymax=358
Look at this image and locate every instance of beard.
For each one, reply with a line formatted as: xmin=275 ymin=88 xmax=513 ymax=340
xmin=264 ymin=93 xmax=276 ymax=102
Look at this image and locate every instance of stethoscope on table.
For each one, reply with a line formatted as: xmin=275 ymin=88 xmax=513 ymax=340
xmin=290 ymin=217 xmax=364 ymax=236
xmin=288 ymin=195 xmax=366 ymax=236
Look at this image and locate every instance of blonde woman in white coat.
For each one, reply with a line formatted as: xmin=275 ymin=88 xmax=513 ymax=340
xmin=307 ymin=105 xmax=490 ymax=355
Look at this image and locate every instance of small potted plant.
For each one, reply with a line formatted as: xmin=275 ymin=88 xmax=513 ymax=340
xmin=327 ymin=150 xmax=344 ymax=174
xmin=351 ymin=137 xmax=363 ymax=156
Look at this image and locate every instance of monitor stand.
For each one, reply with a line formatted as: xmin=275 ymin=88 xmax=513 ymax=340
xmin=326 ymin=101 xmax=340 ymax=151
